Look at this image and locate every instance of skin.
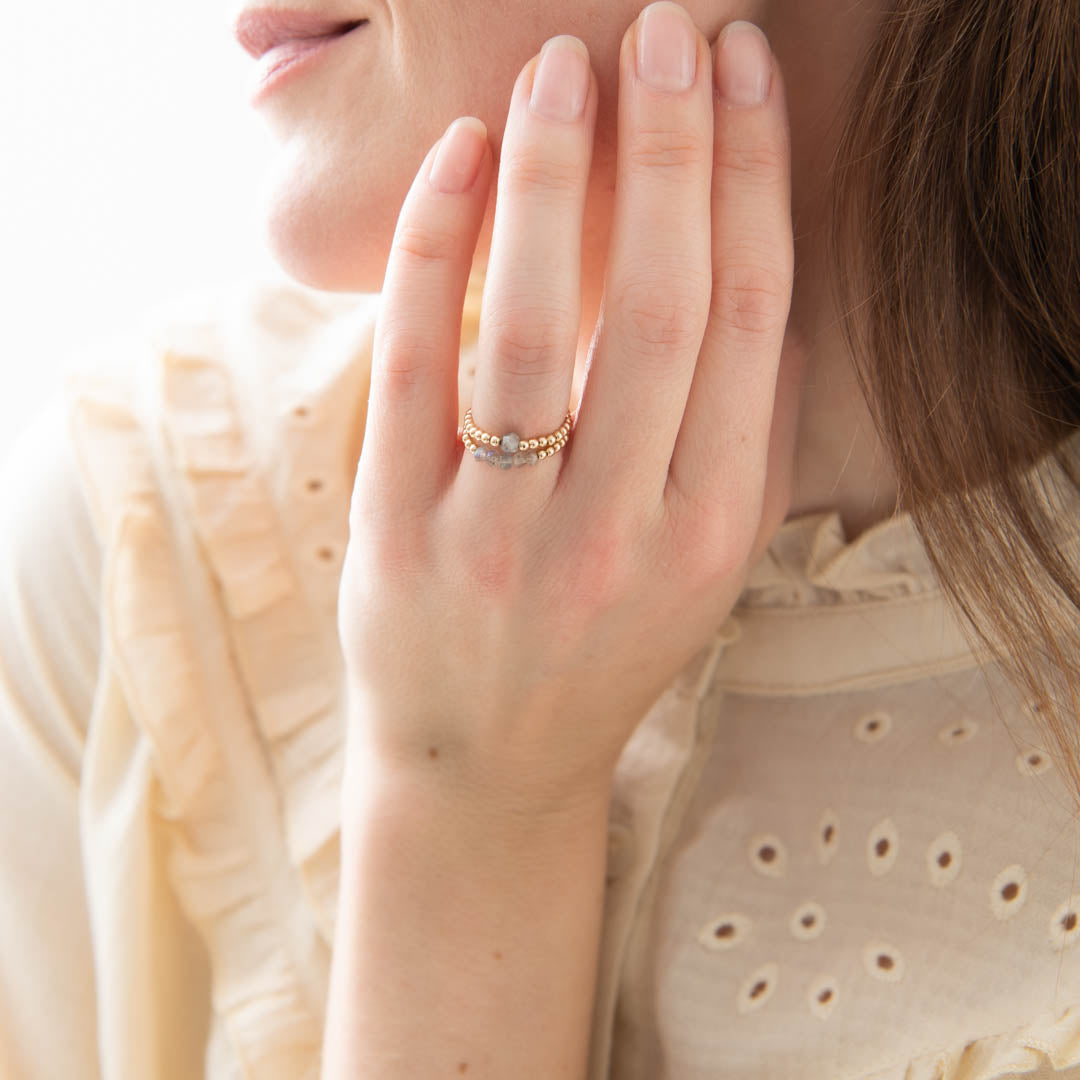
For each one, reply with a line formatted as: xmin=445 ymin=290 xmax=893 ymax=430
xmin=232 ymin=0 xmax=899 ymax=539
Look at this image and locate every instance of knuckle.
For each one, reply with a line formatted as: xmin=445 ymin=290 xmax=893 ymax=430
xmin=393 ymin=221 xmax=460 ymax=268
xmin=502 ymin=150 xmax=582 ymax=198
xmin=615 ymin=274 xmax=710 ymax=359
xmin=711 ymin=262 xmax=791 ymax=340
xmin=629 ymin=127 xmax=709 ymax=173
xmin=347 ymin=492 xmax=427 ymax=586
xmin=554 ymin=504 xmax=640 ymax=612
xmin=373 ymin=326 xmax=435 ymax=402
xmin=667 ymin=487 xmax=751 ymax=583
xmin=712 ymin=132 xmax=788 ymax=184
xmin=455 ymin=528 xmax=527 ymax=604
xmin=486 ymin=312 xmax=570 ymax=382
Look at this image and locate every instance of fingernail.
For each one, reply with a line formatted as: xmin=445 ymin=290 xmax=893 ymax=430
xmin=714 ymin=21 xmax=772 ymax=107
xmin=530 ymin=36 xmax=590 ymax=123
xmin=428 ymin=117 xmax=488 ymax=194
xmin=636 ymin=2 xmax=698 ymax=93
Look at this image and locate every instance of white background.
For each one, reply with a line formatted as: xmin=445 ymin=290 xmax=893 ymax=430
xmin=0 ymin=1 xmax=284 ymax=467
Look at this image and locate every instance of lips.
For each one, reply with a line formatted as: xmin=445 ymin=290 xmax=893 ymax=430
xmin=234 ymin=8 xmax=369 ymax=59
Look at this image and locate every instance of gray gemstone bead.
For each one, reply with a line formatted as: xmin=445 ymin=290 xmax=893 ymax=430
xmin=501 ymin=432 xmax=520 ymax=453
xmin=496 ymin=452 xmax=514 ymax=469
xmin=473 ymin=446 xmax=493 ymax=462
xmin=514 ymin=450 xmax=540 ymax=466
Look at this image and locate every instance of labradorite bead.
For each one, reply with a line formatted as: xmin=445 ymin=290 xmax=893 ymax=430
xmin=501 ymin=432 xmax=520 ymax=453
xmin=514 ymin=450 xmax=539 ymax=466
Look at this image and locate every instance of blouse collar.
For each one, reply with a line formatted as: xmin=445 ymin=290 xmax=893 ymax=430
xmin=739 ymin=508 xmax=938 ymax=609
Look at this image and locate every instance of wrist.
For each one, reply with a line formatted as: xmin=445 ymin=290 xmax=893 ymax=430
xmin=341 ymin=720 xmax=616 ymax=828
xmin=324 ymin=738 xmax=612 ymax=1080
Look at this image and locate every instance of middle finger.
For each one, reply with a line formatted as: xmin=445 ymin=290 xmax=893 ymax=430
xmin=460 ymin=33 xmax=599 ymax=503
xmin=564 ymin=1 xmax=715 ymax=513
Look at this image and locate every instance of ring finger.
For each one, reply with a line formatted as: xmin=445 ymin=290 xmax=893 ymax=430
xmin=459 ymin=34 xmax=599 ymax=506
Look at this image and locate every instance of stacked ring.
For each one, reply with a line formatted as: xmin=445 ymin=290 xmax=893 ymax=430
xmin=461 ymin=407 xmax=574 ymax=469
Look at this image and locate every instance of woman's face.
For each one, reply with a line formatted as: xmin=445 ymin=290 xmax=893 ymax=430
xmin=233 ymin=0 xmax=766 ymax=294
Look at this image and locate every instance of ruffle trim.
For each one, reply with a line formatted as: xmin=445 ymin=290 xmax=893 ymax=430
xmin=65 ymin=277 xmax=383 ymax=1079
xmin=862 ymin=1004 xmax=1080 ymax=1080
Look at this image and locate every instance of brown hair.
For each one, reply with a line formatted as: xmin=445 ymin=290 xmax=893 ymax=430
xmin=827 ymin=0 xmax=1080 ymax=802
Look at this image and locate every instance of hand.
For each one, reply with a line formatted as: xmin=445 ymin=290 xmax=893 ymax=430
xmin=338 ymin=3 xmax=801 ymax=818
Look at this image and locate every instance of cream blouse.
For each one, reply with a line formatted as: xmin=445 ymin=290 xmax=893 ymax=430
xmin=1 ymin=270 xmax=1079 ymax=1080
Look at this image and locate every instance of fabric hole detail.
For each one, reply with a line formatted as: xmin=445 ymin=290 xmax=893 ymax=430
xmin=807 ymin=974 xmax=839 ymax=1020
xmin=789 ymin=900 xmax=826 ymax=942
xmin=1049 ymin=893 xmax=1080 ymax=949
xmin=1016 ymin=748 xmax=1053 ymax=776
xmin=312 ymin=543 xmax=342 ymax=567
xmin=938 ymin=716 xmax=978 ymax=745
xmin=736 ymin=962 xmax=779 ymax=1014
xmin=854 ymin=710 xmax=892 ymax=744
xmin=1023 ymin=697 xmax=1062 ymax=723
xmin=748 ymin=833 xmax=788 ymax=878
xmin=699 ymin=912 xmax=752 ymax=952
xmin=862 ymin=942 xmax=904 ymax=982
xmin=816 ymin=809 xmax=839 ymax=865
xmin=867 ymin=818 xmax=899 ymax=877
xmin=926 ymin=831 xmax=962 ymax=887
xmin=284 ymin=401 xmax=320 ymax=427
xmin=990 ymin=864 xmax=1028 ymax=920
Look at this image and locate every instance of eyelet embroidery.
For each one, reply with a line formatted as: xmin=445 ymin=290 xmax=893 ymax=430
xmin=815 ymin=809 xmax=839 ymax=865
xmin=789 ymin=900 xmax=826 ymax=942
xmin=938 ymin=716 xmax=978 ymax=745
xmin=854 ymin=710 xmax=892 ymax=743
xmin=312 ymin=543 xmax=341 ymax=567
xmin=807 ymin=974 xmax=839 ymax=1020
xmin=300 ymin=475 xmax=331 ymax=498
xmin=285 ymin=401 xmax=319 ymax=427
xmin=926 ymin=831 xmax=962 ymax=887
xmin=1022 ymin=696 xmax=1061 ymax=723
xmin=698 ymin=912 xmax=752 ymax=952
xmin=736 ymin=962 xmax=779 ymax=1014
xmin=748 ymin=833 xmax=788 ymax=878
xmin=867 ymin=818 xmax=899 ymax=876
xmin=1048 ymin=893 xmax=1080 ymax=949
xmin=990 ymin=864 xmax=1028 ymax=920
xmin=1016 ymin=748 xmax=1053 ymax=776
xmin=862 ymin=942 xmax=904 ymax=982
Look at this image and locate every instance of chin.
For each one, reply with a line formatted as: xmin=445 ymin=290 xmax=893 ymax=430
xmin=254 ymin=152 xmax=395 ymax=295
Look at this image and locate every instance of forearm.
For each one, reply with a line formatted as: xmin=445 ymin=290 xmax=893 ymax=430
xmin=320 ymin=751 xmax=613 ymax=1080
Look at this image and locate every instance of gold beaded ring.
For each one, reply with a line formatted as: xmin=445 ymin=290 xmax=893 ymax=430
xmin=461 ymin=407 xmax=574 ymax=469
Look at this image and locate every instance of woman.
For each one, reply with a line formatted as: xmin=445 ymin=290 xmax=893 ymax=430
xmin=1 ymin=0 xmax=1078 ymax=1076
